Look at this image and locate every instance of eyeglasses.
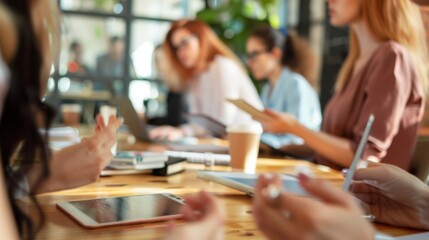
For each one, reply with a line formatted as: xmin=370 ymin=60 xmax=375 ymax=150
xmin=172 ymin=35 xmax=197 ymax=52
xmin=246 ymin=50 xmax=268 ymax=61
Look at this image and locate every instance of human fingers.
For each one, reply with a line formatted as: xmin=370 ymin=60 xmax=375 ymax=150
xmin=182 ymin=192 xmax=209 ymax=219
xmin=255 ymin=175 xmax=282 ymax=200
xmin=263 ymin=109 xmax=282 ymax=119
xmin=180 ymin=204 xmax=199 ymax=222
xmin=96 ymin=114 xmax=105 ymax=127
xmin=149 ymin=127 xmax=169 ymax=140
xmin=107 ymin=115 xmax=123 ymax=129
xmin=353 ymin=163 xmax=390 ymax=184
xmin=253 ymin=191 xmax=299 ymax=240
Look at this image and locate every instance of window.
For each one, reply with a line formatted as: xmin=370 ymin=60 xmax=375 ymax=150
xmin=51 ymin=0 xmax=204 ymax=114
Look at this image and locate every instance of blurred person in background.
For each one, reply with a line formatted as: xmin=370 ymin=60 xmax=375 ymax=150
xmin=150 ymin=19 xmax=263 ymax=141
xmin=67 ymin=41 xmax=91 ymax=77
xmin=0 ymin=0 xmax=121 ymax=239
xmin=96 ymin=36 xmax=126 ymax=78
xmin=246 ymin=25 xmax=322 ymax=149
xmin=147 ymin=44 xmax=187 ymax=127
xmin=95 ymin=36 xmax=136 ymax=92
xmin=256 ymin=0 xmax=428 ymax=171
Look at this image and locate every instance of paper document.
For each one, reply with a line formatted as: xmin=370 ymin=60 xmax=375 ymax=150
xmin=226 ymin=99 xmax=272 ymax=121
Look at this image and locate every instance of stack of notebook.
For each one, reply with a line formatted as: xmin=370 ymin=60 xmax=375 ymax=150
xmin=108 ymin=151 xmax=169 ymax=170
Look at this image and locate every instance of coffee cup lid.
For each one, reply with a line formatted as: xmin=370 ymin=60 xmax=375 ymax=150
xmin=227 ymin=122 xmax=263 ymax=134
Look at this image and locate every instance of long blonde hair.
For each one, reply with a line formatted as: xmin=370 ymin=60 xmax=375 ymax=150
xmin=336 ymin=0 xmax=428 ymax=95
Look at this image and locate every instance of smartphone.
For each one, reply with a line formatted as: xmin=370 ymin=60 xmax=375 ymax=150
xmin=57 ymin=193 xmax=185 ymax=228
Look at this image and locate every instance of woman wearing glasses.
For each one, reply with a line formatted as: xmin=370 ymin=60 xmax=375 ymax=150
xmin=149 ymin=20 xmax=262 ymax=141
xmin=246 ymin=26 xmax=322 ymax=149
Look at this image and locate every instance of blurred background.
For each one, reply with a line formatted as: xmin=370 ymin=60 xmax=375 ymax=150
xmin=46 ymin=0 xmax=429 ymax=125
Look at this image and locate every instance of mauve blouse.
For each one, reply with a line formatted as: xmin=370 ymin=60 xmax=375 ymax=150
xmin=315 ymin=41 xmax=425 ymax=170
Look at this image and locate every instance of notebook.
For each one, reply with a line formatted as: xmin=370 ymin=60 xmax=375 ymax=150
xmin=198 ymin=115 xmax=375 ymax=196
xmin=108 ymin=151 xmax=168 ymax=170
xmin=165 ymin=151 xmax=230 ymax=166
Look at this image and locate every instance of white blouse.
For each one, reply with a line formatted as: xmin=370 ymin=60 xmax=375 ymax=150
xmin=187 ymin=55 xmax=263 ymax=126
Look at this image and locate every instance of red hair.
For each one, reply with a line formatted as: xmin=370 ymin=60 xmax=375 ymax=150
xmin=163 ymin=19 xmax=244 ymax=81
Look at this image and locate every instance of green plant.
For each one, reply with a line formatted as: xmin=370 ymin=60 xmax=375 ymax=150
xmin=196 ymin=0 xmax=279 ymax=57
xmin=196 ymin=0 xmax=280 ymax=91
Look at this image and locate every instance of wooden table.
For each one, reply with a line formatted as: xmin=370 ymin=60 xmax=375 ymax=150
xmin=31 ymin=142 xmax=424 ymax=239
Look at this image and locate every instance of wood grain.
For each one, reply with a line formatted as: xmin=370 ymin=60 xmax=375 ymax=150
xmin=28 ymin=141 xmax=424 ymax=239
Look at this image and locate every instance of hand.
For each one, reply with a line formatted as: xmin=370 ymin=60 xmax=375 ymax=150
xmin=253 ymin=174 xmax=374 ymax=240
xmin=149 ymin=125 xmax=185 ymax=141
xmin=352 ymin=162 xmax=429 ymax=230
xmin=256 ymin=109 xmax=298 ymax=134
xmin=164 ymin=191 xmax=225 ymax=240
xmin=30 ymin=115 xmax=122 ymax=194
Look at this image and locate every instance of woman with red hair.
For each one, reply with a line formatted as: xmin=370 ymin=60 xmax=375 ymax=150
xmin=150 ymin=20 xmax=262 ymax=140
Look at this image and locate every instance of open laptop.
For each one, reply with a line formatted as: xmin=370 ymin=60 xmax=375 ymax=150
xmin=112 ymin=97 xmax=229 ymax=153
xmin=113 ymin=97 xmax=320 ymax=155
xmin=113 ymin=97 xmax=153 ymax=142
xmin=198 ymin=114 xmax=375 ymax=196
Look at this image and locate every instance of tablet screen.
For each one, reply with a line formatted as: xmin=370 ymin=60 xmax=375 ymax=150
xmin=67 ymin=194 xmax=183 ymax=223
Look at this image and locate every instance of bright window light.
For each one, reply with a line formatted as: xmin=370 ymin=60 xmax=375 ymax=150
xmin=58 ymin=77 xmax=71 ymax=92
xmin=128 ymin=80 xmax=159 ymax=112
xmin=131 ymin=41 xmax=155 ymax=78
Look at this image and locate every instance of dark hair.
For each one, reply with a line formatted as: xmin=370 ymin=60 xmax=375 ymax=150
xmin=69 ymin=41 xmax=81 ymax=52
xmin=0 ymin=1 xmax=54 ymax=239
xmin=109 ymin=36 xmax=122 ymax=44
xmin=250 ymin=25 xmax=318 ymax=87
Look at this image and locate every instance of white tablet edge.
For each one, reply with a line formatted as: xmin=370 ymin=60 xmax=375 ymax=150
xmin=56 ymin=193 xmax=185 ymax=228
xmin=197 ymin=171 xmax=302 ymax=197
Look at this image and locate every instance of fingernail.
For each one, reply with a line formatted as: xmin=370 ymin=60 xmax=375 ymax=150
xmin=297 ymin=172 xmax=310 ymax=182
xmin=295 ymin=165 xmax=313 ymax=177
xmin=342 ymin=169 xmax=348 ymax=177
xmin=267 ymin=184 xmax=280 ymax=200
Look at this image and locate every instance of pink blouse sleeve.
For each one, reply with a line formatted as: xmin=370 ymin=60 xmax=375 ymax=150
xmin=351 ymin=45 xmax=415 ymax=161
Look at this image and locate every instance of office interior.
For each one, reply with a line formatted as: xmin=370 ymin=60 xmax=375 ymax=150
xmin=4 ymin=0 xmax=429 ymax=239
xmin=48 ymin=0 xmax=330 ymax=121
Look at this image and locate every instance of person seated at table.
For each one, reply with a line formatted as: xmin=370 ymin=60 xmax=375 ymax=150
xmin=0 ymin=1 xmax=120 ymax=238
xmin=246 ymin=26 xmax=322 ymax=149
xmin=147 ymin=44 xmax=188 ymax=127
xmin=255 ymin=0 xmax=428 ymax=171
xmin=164 ymin=161 xmax=429 ymax=240
xmin=149 ymin=19 xmax=263 ymax=141
xmin=67 ymin=41 xmax=92 ymax=77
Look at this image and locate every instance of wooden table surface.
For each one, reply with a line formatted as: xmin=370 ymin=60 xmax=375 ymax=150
xmin=29 ymin=141 xmax=424 ymax=240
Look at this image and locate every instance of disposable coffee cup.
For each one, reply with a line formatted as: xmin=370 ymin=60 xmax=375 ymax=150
xmin=100 ymin=105 xmax=118 ymax=155
xmin=61 ymin=104 xmax=82 ymax=126
xmin=227 ymin=122 xmax=263 ymax=174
